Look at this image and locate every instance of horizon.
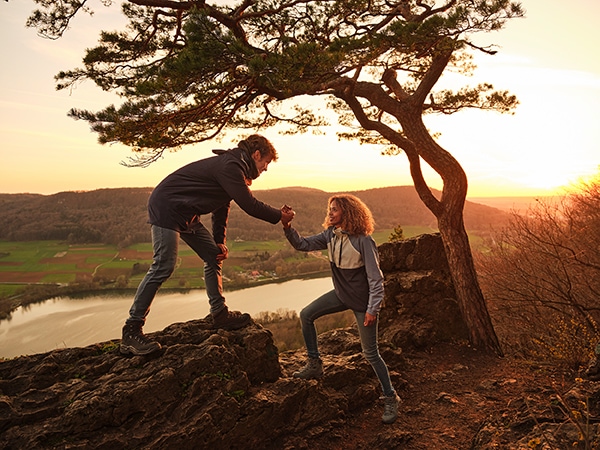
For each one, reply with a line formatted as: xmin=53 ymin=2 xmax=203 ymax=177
xmin=0 ymin=183 xmax=566 ymax=200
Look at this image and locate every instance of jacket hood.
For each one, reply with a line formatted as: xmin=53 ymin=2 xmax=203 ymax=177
xmin=212 ymin=146 xmax=259 ymax=180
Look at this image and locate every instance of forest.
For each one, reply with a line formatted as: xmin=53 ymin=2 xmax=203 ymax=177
xmin=0 ymin=185 xmax=510 ymax=247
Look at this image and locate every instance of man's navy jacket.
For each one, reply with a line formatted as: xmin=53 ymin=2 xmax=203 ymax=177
xmin=147 ymin=146 xmax=281 ymax=244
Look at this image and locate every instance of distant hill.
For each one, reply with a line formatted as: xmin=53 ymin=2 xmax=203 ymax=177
xmin=0 ymin=188 xmax=152 ymax=247
xmin=0 ymin=186 xmax=512 ymax=246
xmin=467 ymin=196 xmax=549 ymax=212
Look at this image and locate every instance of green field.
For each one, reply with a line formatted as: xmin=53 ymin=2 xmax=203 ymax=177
xmin=0 ymin=238 xmax=300 ymax=297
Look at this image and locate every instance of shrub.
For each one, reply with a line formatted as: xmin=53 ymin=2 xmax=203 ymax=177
xmin=476 ymin=174 xmax=600 ymax=368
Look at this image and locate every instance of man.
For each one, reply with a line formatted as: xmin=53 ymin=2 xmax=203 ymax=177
xmin=120 ymin=134 xmax=295 ymax=356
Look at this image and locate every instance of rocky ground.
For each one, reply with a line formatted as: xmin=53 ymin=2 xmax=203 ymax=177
xmin=1 ymin=318 xmax=598 ymax=450
xmin=294 ymin=340 xmax=592 ymax=450
xmin=3 ymin=234 xmax=598 ymax=449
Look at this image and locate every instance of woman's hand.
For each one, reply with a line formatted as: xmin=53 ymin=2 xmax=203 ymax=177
xmin=281 ymin=204 xmax=295 ymax=229
xmin=363 ymin=312 xmax=377 ymax=327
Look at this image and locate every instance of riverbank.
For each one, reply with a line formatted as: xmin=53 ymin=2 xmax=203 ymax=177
xmin=0 ymin=277 xmax=338 ymax=358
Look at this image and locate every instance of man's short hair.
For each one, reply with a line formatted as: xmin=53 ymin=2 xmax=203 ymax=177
xmin=239 ymin=134 xmax=278 ymax=161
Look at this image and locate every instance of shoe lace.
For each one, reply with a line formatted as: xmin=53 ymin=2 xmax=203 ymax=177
xmin=133 ymin=332 xmax=153 ymax=345
xmin=381 ymin=395 xmax=398 ymax=414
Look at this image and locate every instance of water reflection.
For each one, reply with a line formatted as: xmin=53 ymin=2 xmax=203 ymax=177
xmin=0 ymin=278 xmax=332 ymax=359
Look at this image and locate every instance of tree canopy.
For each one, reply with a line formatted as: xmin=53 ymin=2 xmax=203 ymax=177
xmin=26 ymin=0 xmax=521 ymax=166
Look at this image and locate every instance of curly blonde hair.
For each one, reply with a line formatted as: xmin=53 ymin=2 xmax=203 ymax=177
xmin=322 ymin=194 xmax=375 ymax=236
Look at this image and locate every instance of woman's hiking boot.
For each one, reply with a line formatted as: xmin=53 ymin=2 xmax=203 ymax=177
xmin=120 ymin=321 xmax=162 ymax=356
xmin=212 ymin=306 xmax=251 ymax=330
xmin=293 ymin=357 xmax=323 ymax=379
xmin=381 ymin=393 xmax=401 ymax=424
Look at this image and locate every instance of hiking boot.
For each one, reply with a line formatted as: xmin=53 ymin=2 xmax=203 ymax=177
xmin=382 ymin=393 xmax=401 ymax=424
xmin=585 ymin=355 xmax=600 ymax=381
xmin=293 ymin=357 xmax=323 ymax=380
xmin=212 ymin=307 xmax=251 ymax=330
xmin=120 ymin=322 xmax=162 ymax=356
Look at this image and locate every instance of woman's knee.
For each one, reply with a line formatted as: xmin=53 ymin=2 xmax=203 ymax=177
xmin=299 ymin=308 xmax=309 ymax=323
xmin=360 ymin=338 xmax=381 ymax=362
xmin=363 ymin=349 xmax=383 ymax=365
xmin=299 ymin=307 xmax=316 ymax=326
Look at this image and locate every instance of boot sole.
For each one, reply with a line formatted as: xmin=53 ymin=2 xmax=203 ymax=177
xmin=382 ymin=416 xmax=398 ymax=424
xmin=120 ymin=344 xmax=161 ymax=356
xmin=292 ymin=372 xmax=323 ymax=380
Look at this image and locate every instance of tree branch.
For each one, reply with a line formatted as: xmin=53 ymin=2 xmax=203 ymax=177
xmin=336 ymin=81 xmax=443 ymax=215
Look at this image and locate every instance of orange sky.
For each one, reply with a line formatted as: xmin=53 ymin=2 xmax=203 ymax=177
xmin=1 ymin=0 xmax=599 ymax=198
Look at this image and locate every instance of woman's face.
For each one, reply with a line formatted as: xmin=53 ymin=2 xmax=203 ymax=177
xmin=328 ymin=200 xmax=343 ymax=227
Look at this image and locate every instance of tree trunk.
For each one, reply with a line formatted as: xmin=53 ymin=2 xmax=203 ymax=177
xmin=403 ymin=115 xmax=503 ymax=356
xmin=340 ymin=76 xmax=503 ymax=355
xmin=437 ymin=208 xmax=503 ymax=356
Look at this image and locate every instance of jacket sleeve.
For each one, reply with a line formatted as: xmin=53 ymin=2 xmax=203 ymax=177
xmin=284 ymin=227 xmax=329 ymax=252
xmin=217 ymin=159 xmax=282 ymax=224
xmin=211 ymin=203 xmax=230 ymax=245
xmin=360 ymin=236 xmax=385 ymax=316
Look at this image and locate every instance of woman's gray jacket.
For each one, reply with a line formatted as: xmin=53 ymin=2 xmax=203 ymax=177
xmin=284 ymin=226 xmax=385 ymax=315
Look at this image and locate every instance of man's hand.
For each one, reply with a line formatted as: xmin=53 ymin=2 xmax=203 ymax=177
xmin=281 ymin=204 xmax=295 ymax=229
xmin=216 ymin=243 xmax=229 ymax=262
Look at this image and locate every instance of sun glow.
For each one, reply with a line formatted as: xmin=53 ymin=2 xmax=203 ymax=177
xmin=515 ymin=167 xmax=579 ymax=191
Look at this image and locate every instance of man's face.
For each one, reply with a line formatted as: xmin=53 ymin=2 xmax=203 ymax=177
xmin=252 ymin=150 xmax=273 ymax=176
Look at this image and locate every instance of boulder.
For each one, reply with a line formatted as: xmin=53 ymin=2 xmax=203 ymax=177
xmin=378 ymin=233 xmax=469 ymax=349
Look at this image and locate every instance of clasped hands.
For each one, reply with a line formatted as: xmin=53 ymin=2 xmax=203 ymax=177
xmin=281 ymin=204 xmax=295 ymax=229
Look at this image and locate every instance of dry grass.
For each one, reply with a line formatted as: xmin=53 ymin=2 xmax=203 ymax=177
xmin=254 ymin=308 xmax=355 ymax=352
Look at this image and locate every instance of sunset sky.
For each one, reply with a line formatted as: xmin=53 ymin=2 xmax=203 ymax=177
xmin=1 ymin=0 xmax=599 ymax=198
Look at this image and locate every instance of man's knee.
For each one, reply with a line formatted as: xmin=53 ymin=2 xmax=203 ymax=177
xmin=149 ymin=258 xmax=177 ymax=280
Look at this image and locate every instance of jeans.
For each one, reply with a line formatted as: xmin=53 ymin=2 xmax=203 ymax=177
xmin=127 ymin=224 xmax=225 ymax=324
xmin=299 ymin=289 xmax=395 ymax=397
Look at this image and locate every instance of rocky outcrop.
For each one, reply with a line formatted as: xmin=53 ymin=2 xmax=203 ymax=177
xmin=0 ymin=233 xmax=474 ymax=449
xmin=0 ymin=320 xmax=409 ymax=449
xmin=378 ymin=232 xmax=469 ymax=349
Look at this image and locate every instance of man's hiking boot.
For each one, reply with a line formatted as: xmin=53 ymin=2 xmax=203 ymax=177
xmin=293 ymin=357 xmax=323 ymax=379
xmin=212 ymin=307 xmax=251 ymax=330
xmin=381 ymin=393 xmax=401 ymax=424
xmin=120 ymin=322 xmax=162 ymax=356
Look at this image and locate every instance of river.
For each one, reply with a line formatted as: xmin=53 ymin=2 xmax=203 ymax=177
xmin=0 ymin=277 xmax=333 ymax=359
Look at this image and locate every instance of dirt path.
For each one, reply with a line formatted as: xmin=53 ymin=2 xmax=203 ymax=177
xmin=307 ymin=343 xmax=573 ymax=449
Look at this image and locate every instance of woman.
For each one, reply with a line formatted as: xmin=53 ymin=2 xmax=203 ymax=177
xmin=282 ymin=194 xmax=400 ymax=424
